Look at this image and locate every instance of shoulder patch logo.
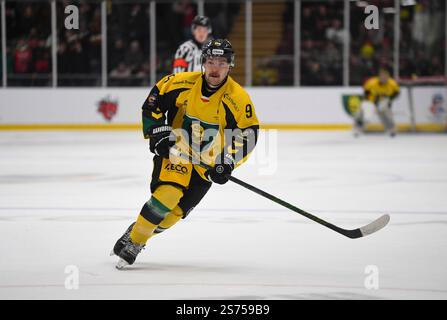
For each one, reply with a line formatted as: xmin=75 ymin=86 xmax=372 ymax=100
xmin=151 ymin=111 xmax=163 ymax=120
xmin=148 ymin=94 xmax=157 ymax=105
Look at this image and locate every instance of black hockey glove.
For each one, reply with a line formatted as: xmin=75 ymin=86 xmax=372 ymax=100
xmin=148 ymin=125 xmax=175 ymax=158
xmin=205 ymin=154 xmax=235 ymax=185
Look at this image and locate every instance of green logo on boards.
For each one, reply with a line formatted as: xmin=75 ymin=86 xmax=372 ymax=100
xmin=342 ymin=94 xmax=363 ymax=117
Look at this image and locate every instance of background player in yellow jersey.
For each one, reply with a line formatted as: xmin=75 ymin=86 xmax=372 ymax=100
xmin=354 ymin=67 xmax=400 ymax=137
xmin=111 ymin=39 xmax=259 ymax=269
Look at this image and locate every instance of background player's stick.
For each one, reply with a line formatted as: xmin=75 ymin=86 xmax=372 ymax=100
xmin=170 ymin=148 xmax=390 ymax=239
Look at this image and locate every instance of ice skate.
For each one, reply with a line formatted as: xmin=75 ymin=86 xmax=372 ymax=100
xmin=353 ymin=124 xmax=363 ymax=138
xmin=386 ymin=127 xmax=397 ymax=138
xmin=111 ymin=222 xmax=135 ymax=257
xmin=115 ymin=241 xmax=145 ymax=270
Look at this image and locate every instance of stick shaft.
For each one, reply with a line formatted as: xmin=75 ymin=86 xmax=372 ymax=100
xmin=227 ymin=175 xmax=346 ymax=234
xmin=171 ymin=149 xmax=349 ymax=236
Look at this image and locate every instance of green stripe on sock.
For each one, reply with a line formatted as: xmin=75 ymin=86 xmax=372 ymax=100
xmin=147 ymin=196 xmax=170 ymax=218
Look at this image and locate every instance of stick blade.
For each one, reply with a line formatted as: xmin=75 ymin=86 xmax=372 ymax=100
xmin=359 ymin=214 xmax=390 ymax=237
xmin=341 ymin=214 xmax=390 ymax=239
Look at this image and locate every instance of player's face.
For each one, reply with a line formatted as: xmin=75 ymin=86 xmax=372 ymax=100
xmin=379 ymin=70 xmax=390 ymax=84
xmin=193 ymin=26 xmax=209 ymax=44
xmin=203 ymin=56 xmax=230 ymax=87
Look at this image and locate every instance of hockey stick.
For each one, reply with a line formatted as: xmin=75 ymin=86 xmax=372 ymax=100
xmin=170 ymin=147 xmax=390 ymax=239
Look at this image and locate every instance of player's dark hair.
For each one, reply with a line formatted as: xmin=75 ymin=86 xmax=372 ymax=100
xmin=378 ymin=65 xmax=392 ymax=76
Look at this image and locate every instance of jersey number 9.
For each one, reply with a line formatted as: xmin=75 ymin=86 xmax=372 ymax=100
xmin=245 ymin=104 xmax=252 ymax=118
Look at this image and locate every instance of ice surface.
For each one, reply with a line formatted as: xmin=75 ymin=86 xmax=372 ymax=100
xmin=0 ymin=130 xmax=446 ymax=299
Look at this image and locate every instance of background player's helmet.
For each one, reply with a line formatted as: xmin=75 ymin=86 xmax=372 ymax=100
xmin=201 ymin=39 xmax=235 ymax=68
xmin=378 ymin=65 xmax=392 ymax=83
xmin=378 ymin=65 xmax=392 ymax=76
xmin=191 ymin=15 xmax=212 ymax=33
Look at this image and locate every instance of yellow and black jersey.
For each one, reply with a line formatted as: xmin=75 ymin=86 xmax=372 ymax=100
xmin=141 ymin=71 xmax=259 ymax=178
xmin=363 ymin=76 xmax=400 ymax=104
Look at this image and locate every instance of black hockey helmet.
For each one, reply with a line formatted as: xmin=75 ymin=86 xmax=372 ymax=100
xmin=191 ymin=15 xmax=212 ymax=33
xmin=378 ymin=65 xmax=392 ymax=76
xmin=201 ymin=39 xmax=235 ymax=68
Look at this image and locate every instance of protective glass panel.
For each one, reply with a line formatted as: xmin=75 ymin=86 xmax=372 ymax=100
xmin=56 ymin=0 xmax=102 ymax=86
xmin=156 ymin=0 xmax=198 ymax=80
xmin=205 ymin=1 xmax=245 ymax=84
xmin=349 ymin=0 xmax=395 ymax=85
xmin=252 ymin=0 xmax=293 ymax=86
xmin=6 ymin=0 xmax=52 ymax=86
xmin=107 ymin=1 xmax=150 ymax=87
xmin=0 ymin=1 xmax=3 ymax=86
xmin=301 ymin=0 xmax=344 ymax=86
xmin=399 ymin=0 xmax=445 ymax=78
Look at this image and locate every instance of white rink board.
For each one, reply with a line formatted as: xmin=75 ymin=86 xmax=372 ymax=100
xmin=410 ymin=86 xmax=447 ymax=125
xmin=0 ymin=86 xmax=433 ymax=126
xmin=0 ymin=88 xmax=144 ymax=124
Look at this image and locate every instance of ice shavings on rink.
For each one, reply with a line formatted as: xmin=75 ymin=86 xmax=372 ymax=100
xmin=0 ymin=130 xmax=446 ymax=299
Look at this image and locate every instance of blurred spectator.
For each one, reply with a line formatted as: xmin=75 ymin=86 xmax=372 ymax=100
xmin=54 ymin=1 xmax=103 ymax=86
xmin=6 ymin=2 xmax=51 ymax=86
xmin=14 ymin=39 xmax=32 ymax=74
xmin=349 ymin=0 xmax=444 ymax=83
xmin=57 ymin=42 xmax=70 ymax=85
xmin=109 ymin=38 xmax=127 ymax=72
xmin=350 ymin=55 xmax=370 ymax=85
xmin=110 ymin=63 xmax=131 ymax=79
xmin=360 ymin=42 xmax=375 ymax=60
xmin=204 ymin=2 xmax=240 ymax=39
xmin=128 ymin=4 xmax=147 ymax=41
xmin=34 ymin=43 xmax=50 ymax=73
xmin=349 ymin=1 xmax=394 ymax=84
xmin=173 ymin=0 xmax=196 ymax=39
xmin=300 ymin=1 xmax=344 ymax=86
xmin=4 ymin=0 xmax=444 ymax=87
xmin=399 ymin=0 xmax=445 ymax=78
xmin=326 ymin=19 xmax=344 ymax=45
xmin=107 ymin=2 xmax=150 ymax=86
xmin=136 ymin=62 xmax=151 ymax=87
xmin=253 ymin=58 xmax=279 ymax=86
xmin=19 ymin=5 xmax=38 ymax=36
xmin=87 ymin=7 xmax=102 ymax=74
xmin=124 ymin=40 xmax=145 ymax=73
xmin=274 ymin=1 xmax=294 ymax=85
xmin=69 ymin=40 xmax=90 ymax=84
xmin=60 ymin=0 xmax=240 ymax=85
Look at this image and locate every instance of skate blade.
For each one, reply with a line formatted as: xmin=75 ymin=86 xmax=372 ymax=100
xmin=116 ymin=258 xmax=129 ymax=270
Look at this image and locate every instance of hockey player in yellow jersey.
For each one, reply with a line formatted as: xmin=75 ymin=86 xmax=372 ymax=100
xmin=112 ymin=39 xmax=259 ymax=269
xmin=354 ymin=67 xmax=400 ymax=137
